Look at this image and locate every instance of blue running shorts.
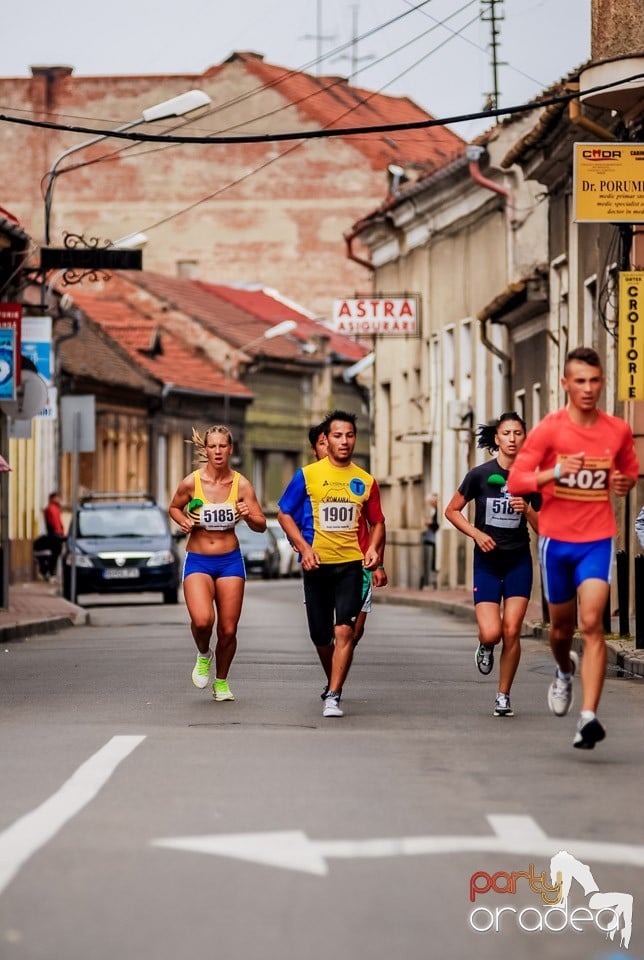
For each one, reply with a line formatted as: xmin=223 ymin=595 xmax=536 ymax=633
xmin=183 ymin=548 xmax=246 ymax=582
xmin=472 ymin=547 xmax=533 ymax=605
xmin=539 ymin=536 xmax=614 ymax=605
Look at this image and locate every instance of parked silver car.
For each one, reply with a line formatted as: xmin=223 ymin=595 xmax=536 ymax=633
xmin=266 ymin=518 xmax=300 ymax=577
xmin=235 ymin=523 xmax=281 ymax=579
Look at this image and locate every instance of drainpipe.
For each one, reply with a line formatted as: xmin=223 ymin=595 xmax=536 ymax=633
xmin=344 ymin=227 xmax=374 ymax=272
xmin=479 ymin=315 xmax=512 ymax=403
xmin=567 ymin=83 xmax=617 ymax=141
xmin=467 ymin=145 xmax=513 ymax=402
xmin=466 ymin=145 xmax=511 ymax=202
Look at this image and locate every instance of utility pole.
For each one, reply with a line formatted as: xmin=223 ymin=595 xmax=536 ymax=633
xmin=480 ymin=0 xmax=506 ymax=115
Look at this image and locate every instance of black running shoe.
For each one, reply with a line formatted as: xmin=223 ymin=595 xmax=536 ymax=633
xmin=475 ymin=642 xmax=494 ymax=675
xmin=573 ymin=717 xmax=606 ymax=750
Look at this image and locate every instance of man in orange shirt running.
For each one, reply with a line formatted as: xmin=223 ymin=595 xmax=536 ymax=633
xmin=508 ymin=347 xmax=639 ymax=750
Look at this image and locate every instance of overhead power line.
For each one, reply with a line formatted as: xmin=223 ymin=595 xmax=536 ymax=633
xmin=0 ymin=73 xmax=640 ymax=145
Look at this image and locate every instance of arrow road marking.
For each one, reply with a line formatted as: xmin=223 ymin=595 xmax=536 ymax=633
xmin=0 ymin=734 xmax=145 ymax=896
xmin=153 ymin=814 xmax=644 ymax=876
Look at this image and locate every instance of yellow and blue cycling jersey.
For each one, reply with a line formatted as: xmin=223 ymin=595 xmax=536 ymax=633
xmin=278 ymin=458 xmax=384 ymax=564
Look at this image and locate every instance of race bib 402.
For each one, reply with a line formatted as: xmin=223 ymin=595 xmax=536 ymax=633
xmin=554 ymin=457 xmax=611 ymax=501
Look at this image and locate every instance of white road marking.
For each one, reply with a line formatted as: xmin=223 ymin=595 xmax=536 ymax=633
xmin=0 ymin=734 xmax=145 ymax=895
xmin=153 ymin=814 xmax=644 ymax=876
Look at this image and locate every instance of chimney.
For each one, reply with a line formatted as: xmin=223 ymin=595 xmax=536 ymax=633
xmin=176 ymin=260 xmax=198 ymax=279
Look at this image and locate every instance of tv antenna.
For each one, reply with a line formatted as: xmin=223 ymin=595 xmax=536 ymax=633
xmin=300 ymin=0 xmax=337 ymax=75
xmin=480 ymin=0 xmax=506 ymax=116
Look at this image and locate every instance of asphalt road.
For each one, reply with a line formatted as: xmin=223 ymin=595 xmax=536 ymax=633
xmin=1 ymin=579 xmax=643 ymax=960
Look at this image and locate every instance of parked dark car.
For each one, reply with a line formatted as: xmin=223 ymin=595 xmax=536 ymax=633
xmin=235 ymin=523 xmax=280 ymax=579
xmin=63 ymin=494 xmax=181 ymax=604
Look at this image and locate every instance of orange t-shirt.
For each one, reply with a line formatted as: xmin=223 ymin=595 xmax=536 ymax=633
xmin=508 ymin=408 xmax=639 ymax=542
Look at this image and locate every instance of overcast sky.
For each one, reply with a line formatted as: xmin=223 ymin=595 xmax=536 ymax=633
xmin=3 ymin=0 xmax=591 ymax=139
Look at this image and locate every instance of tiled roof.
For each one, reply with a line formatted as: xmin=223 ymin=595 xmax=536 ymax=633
xmin=199 ymin=282 xmax=368 ymax=362
xmin=227 ymin=52 xmax=465 ymax=171
xmin=57 ymin=315 xmax=159 ymax=393
xmin=70 ymin=288 xmax=252 ymax=398
xmin=126 ymin=273 xmax=367 ymax=363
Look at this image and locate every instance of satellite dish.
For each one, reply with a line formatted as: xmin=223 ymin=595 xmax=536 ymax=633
xmin=0 ymin=369 xmax=49 ymax=420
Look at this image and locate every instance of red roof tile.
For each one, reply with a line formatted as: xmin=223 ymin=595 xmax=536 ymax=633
xmin=125 ymin=273 xmax=367 ymax=363
xmin=232 ymin=52 xmax=465 ymax=171
xmin=71 ymin=289 xmax=252 ymax=398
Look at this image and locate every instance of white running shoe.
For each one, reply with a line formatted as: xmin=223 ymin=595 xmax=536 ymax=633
xmin=322 ymin=692 xmax=343 ymax=718
xmin=191 ymin=651 xmax=213 ymax=689
xmin=547 ymin=650 xmax=579 ymax=717
xmin=494 ymin=693 xmax=514 ymax=717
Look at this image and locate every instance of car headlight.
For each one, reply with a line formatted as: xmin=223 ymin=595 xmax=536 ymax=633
xmin=146 ymin=551 xmax=174 ymax=567
xmin=65 ymin=554 xmax=94 ymax=568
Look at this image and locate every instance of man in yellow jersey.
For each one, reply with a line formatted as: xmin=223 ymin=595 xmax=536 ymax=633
xmin=278 ymin=411 xmax=385 ymax=718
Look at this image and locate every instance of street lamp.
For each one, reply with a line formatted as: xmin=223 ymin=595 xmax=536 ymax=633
xmin=43 ymin=89 xmax=212 ymax=245
xmin=239 ymin=319 xmax=298 ymax=352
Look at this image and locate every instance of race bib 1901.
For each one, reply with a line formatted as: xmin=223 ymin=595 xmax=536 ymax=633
xmin=318 ymin=501 xmax=357 ymax=531
xmin=201 ymin=504 xmax=237 ymax=531
xmin=553 ymin=456 xmax=611 ymax=501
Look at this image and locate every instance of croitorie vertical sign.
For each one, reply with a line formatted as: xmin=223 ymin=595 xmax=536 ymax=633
xmin=618 ymin=271 xmax=644 ymax=401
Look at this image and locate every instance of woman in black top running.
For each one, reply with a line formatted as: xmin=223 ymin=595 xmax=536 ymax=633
xmin=444 ymin=412 xmax=540 ymax=718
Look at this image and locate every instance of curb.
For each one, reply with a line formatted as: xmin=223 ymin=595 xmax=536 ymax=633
xmin=1 ymin=616 xmax=78 ymax=644
xmin=375 ymin=592 xmax=644 ymax=681
xmin=0 ymin=607 xmax=89 ymax=644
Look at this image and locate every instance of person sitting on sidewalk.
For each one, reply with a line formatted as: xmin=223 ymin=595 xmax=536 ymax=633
xmin=444 ymin=412 xmax=540 ymax=718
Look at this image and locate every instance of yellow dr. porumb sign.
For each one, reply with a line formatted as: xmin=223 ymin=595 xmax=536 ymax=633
xmin=618 ymin=272 xmax=644 ymax=401
xmin=574 ymin=143 xmax=644 ymax=223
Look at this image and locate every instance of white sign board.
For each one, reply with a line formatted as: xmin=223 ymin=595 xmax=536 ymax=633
xmin=61 ymin=395 xmax=96 ymax=452
xmin=331 ymin=297 xmax=418 ymax=335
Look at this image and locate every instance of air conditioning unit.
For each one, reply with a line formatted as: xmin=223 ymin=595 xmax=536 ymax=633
xmin=446 ymin=400 xmax=472 ymax=430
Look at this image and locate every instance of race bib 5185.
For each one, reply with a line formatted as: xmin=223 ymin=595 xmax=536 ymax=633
xmin=201 ymin=504 xmax=237 ymax=531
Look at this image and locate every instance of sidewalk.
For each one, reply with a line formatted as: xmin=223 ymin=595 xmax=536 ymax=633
xmin=2 ymin=578 xmax=643 ymax=681
xmin=0 ymin=580 xmax=88 ymax=642
xmin=376 ymin=584 xmax=644 ymax=681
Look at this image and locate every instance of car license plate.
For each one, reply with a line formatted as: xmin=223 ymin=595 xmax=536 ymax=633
xmin=103 ymin=568 xmax=140 ymax=580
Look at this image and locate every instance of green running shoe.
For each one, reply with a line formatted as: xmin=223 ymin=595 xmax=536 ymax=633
xmin=213 ymin=678 xmax=235 ymax=701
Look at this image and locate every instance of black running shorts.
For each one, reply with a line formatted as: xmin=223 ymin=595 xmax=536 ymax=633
xmin=302 ymin=560 xmax=363 ymax=646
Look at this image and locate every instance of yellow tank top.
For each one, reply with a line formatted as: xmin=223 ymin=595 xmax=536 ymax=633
xmin=191 ymin=470 xmax=240 ymax=531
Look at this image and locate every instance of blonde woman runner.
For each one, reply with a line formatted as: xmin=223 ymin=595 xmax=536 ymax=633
xmin=169 ymin=426 xmax=266 ymax=701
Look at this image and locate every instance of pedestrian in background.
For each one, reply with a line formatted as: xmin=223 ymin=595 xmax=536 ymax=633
xmin=421 ymin=493 xmax=439 ymax=589
xmin=42 ymin=491 xmax=66 ymax=580
xmin=635 ymin=506 xmax=644 ymax=551
xmin=509 ymin=346 xmax=639 ymax=750
xmin=444 ymin=412 xmax=540 ymax=718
